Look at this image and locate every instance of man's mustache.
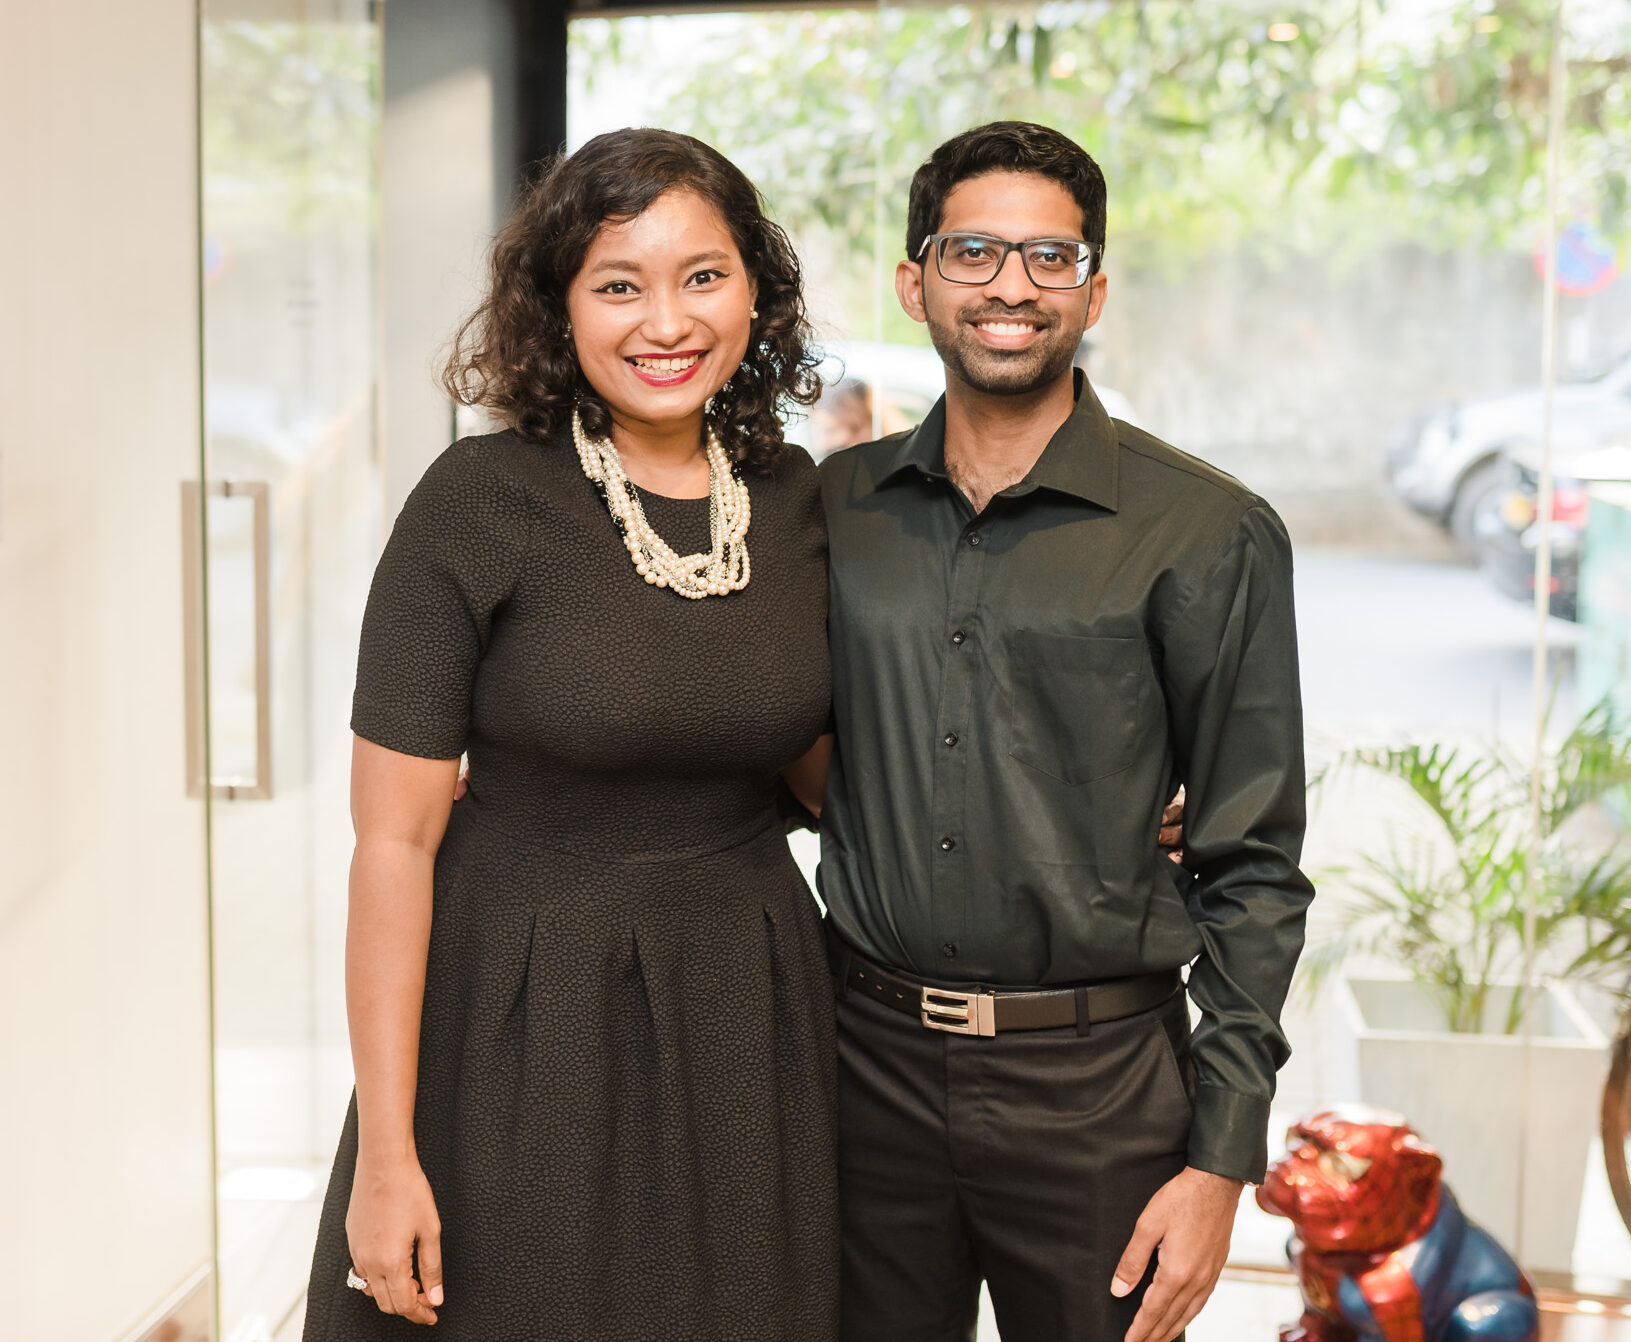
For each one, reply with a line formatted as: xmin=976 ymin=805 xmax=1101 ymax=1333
xmin=956 ymin=304 xmax=1056 ymax=328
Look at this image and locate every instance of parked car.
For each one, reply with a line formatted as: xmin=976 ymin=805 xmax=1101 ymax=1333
xmin=792 ymin=339 xmax=1139 ymax=461
xmin=1386 ymin=351 xmax=1631 ymax=556
xmin=1478 ymin=439 xmax=1631 ymax=621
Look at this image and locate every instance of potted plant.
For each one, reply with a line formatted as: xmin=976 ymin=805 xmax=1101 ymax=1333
xmin=1305 ymin=702 xmax=1631 ymax=1273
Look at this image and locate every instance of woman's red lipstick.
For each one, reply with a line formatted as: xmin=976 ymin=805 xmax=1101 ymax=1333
xmin=627 ymin=350 xmax=707 ymax=386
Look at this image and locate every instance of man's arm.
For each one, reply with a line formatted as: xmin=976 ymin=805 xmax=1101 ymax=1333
xmin=1157 ymin=501 xmax=1314 ymax=1180
xmin=1114 ymin=501 xmax=1315 ymax=1342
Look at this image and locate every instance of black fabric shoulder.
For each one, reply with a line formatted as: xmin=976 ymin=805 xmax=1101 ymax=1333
xmin=767 ymin=443 xmax=822 ymax=510
xmin=350 ymin=438 xmax=536 ymax=759
xmin=1117 ymin=420 xmax=1260 ymax=512
xmin=769 ymin=441 xmax=819 ymax=485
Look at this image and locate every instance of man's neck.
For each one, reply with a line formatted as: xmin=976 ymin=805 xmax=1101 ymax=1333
xmin=942 ymin=370 xmax=1077 ymax=514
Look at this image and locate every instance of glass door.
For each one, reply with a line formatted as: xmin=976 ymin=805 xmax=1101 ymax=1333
xmin=198 ymin=2 xmax=383 ymax=1335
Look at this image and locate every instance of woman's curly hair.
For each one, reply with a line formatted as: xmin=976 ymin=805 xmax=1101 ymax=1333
xmin=443 ymin=128 xmax=822 ymax=472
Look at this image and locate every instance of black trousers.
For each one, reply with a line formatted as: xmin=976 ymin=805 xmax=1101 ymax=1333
xmin=835 ymin=956 xmax=1193 ymax=1342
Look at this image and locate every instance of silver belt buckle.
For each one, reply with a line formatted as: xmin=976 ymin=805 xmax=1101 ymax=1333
xmin=921 ymin=985 xmax=996 ymax=1036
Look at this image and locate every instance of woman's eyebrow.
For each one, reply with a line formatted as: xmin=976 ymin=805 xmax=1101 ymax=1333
xmin=587 ymin=249 xmax=731 ymax=278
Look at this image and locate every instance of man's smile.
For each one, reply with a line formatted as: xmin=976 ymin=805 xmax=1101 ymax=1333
xmin=968 ymin=316 xmax=1049 ymax=350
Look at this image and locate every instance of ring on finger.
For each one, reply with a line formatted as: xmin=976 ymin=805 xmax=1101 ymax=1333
xmin=346 ymin=1267 xmax=369 ymax=1291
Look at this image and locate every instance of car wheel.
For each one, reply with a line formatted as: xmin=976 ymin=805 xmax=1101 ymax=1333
xmin=1448 ymin=458 xmax=1506 ymax=559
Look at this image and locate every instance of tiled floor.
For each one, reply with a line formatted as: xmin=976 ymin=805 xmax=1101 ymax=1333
xmin=973 ymin=1274 xmax=1631 ymax=1340
xmin=279 ymin=1275 xmax=1631 ymax=1340
xmin=971 ymin=1274 xmax=1311 ymax=1340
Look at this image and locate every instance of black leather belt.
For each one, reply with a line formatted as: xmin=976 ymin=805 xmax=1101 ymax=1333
xmin=831 ymin=936 xmax=1181 ymax=1037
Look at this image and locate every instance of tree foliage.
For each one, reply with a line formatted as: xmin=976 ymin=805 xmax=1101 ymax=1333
xmin=575 ymin=0 xmax=1630 ymax=274
xmin=202 ymin=20 xmax=380 ymax=234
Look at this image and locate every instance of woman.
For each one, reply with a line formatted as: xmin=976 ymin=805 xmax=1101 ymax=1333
xmin=302 ymin=128 xmax=837 ymax=1340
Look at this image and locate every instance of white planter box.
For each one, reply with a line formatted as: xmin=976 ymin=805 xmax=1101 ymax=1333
xmin=1335 ymin=974 xmax=1608 ymax=1274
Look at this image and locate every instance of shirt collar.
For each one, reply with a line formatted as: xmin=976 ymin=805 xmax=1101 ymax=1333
xmin=874 ymin=367 xmax=1120 ymax=511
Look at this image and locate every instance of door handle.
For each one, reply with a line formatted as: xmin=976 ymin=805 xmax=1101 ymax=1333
xmin=182 ymin=479 xmax=273 ymax=800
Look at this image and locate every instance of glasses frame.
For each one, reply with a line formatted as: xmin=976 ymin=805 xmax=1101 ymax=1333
xmin=915 ymin=232 xmax=1103 ymax=290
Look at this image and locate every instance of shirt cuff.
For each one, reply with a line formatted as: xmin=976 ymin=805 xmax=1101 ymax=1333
xmin=1186 ymin=1084 xmax=1271 ymax=1184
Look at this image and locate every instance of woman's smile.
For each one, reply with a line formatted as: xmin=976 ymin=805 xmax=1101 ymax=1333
xmin=626 ymin=349 xmax=708 ymax=386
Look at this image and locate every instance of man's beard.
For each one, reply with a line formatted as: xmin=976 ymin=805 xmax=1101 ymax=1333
xmin=926 ymin=299 xmax=1082 ymax=396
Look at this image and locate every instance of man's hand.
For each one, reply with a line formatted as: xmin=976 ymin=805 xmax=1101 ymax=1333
xmin=1159 ymin=787 xmax=1185 ymax=863
xmin=1113 ymin=1165 xmax=1242 ymax=1342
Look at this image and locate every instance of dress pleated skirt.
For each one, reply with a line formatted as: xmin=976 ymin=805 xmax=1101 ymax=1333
xmin=303 ymin=806 xmax=839 ymax=1341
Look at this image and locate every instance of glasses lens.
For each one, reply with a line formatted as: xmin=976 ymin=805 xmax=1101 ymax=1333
xmin=933 ymin=236 xmax=1095 ymax=288
xmin=937 ymin=235 xmax=1003 ymax=283
xmin=1023 ymin=240 xmax=1093 ymax=289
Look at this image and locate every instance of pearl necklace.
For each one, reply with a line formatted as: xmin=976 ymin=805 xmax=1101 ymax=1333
xmin=571 ymin=407 xmax=751 ymax=599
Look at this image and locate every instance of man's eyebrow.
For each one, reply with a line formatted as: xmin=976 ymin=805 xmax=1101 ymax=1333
xmin=587 ymin=249 xmax=731 ymax=277
xmin=939 ymin=230 xmax=1086 ymax=242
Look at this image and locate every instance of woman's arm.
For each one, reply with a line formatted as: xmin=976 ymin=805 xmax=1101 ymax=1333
xmin=781 ymin=732 xmax=835 ymax=819
xmin=344 ymin=735 xmax=460 ymax=1324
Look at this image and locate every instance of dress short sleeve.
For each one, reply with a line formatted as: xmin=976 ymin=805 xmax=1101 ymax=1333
xmin=351 ymin=437 xmax=533 ymax=759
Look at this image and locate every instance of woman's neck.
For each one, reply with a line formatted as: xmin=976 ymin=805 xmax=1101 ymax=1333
xmin=608 ymin=408 xmax=711 ymax=499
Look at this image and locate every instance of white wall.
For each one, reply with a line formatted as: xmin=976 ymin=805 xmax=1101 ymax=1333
xmin=0 ymin=3 xmax=216 ymax=1338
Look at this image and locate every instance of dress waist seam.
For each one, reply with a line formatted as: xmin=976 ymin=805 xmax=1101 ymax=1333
xmin=448 ymin=803 xmax=785 ymax=866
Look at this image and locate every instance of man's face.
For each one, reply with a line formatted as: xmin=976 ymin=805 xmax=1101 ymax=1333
xmin=898 ymin=171 xmax=1107 ymax=397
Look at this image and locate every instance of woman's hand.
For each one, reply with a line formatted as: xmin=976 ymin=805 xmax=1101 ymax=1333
xmin=346 ymin=1151 xmax=444 ymax=1324
xmin=1159 ymin=786 xmax=1186 ymax=863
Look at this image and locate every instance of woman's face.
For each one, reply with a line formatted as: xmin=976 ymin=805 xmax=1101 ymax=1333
xmin=568 ymin=188 xmax=757 ymax=437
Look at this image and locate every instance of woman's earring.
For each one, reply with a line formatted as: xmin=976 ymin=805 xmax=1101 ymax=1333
xmin=749 ymin=308 xmax=759 ymax=320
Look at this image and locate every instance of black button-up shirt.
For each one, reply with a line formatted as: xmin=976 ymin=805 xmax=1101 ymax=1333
xmin=817 ymin=374 xmax=1314 ymax=1183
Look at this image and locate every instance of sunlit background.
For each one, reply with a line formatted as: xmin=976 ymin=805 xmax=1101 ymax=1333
xmin=565 ymin=2 xmax=1631 ymax=1328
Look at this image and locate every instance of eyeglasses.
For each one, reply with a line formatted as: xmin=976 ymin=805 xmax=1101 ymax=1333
xmin=915 ymin=233 xmax=1102 ymax=290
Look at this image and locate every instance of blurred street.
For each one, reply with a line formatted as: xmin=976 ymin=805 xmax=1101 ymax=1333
xmin=1295 ymin=550 xmax=1578 ymax=748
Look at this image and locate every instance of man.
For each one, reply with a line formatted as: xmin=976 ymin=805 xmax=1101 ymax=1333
xmin=817 ymin=121 xmax=1314 ymax=1342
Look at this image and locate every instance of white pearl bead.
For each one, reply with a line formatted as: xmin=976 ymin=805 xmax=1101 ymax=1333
xmin=573 ymin=408 xmax=749 ymax=599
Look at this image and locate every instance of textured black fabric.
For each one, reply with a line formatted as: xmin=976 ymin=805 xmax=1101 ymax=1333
xmin=304 ymin=431 xmax=838 ymax=1341
xmin=834 ymin=957 xmax=1190 ymax=1342
xmin=817 ymin=372 xmax=1313 ymax=1183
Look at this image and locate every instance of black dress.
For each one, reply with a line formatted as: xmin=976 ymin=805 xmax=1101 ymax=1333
xmin=303 ymin=430 xmax=838 ymax=1341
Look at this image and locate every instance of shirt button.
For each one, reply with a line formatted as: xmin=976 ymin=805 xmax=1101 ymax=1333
xmin=968 ymin=533 xmax=983 ymax=548
xmin=943 ymin=732 xmax=959 ymax=747
xmin=940 ymin=836 xmax=957 ymax=852
xmin=951 ymin=630 xmax=966 ymax=645
xmin=941 ymin=943 xmax=959 ymax=959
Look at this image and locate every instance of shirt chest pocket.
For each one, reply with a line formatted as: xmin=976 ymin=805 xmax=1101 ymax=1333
xmin=1008 ymin=630 xmax=1151 ymax=785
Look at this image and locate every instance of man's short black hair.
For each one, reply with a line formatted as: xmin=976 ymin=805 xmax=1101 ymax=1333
xmin=905 ymin=121 xmax=1107 ymax=261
